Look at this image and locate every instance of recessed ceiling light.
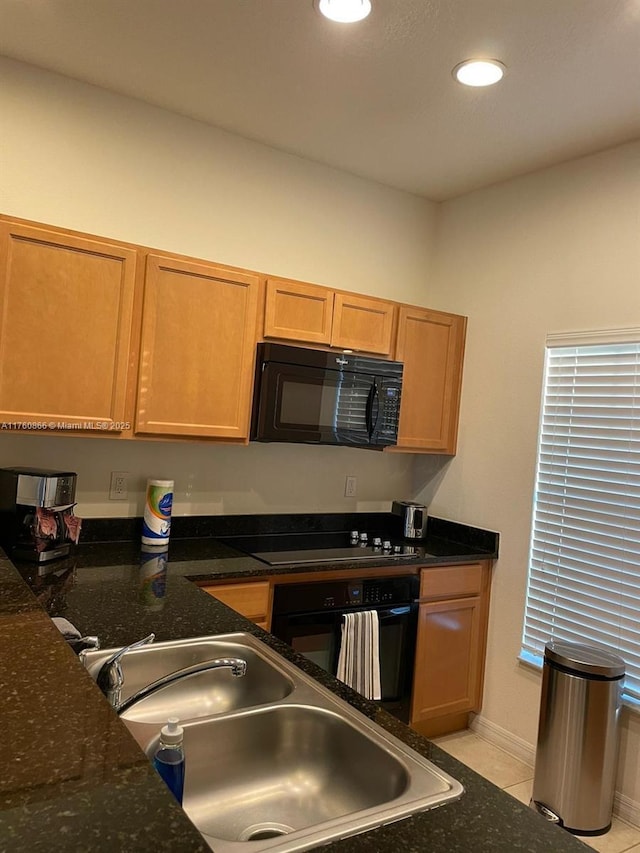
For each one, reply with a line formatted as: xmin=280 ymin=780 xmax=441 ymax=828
xmin=316 ymin=0 xmax=372 ymax=23
xmin=453 ymin=59 xmax=506 ymax=87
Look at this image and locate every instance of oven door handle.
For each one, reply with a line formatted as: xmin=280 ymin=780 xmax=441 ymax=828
xmin=377 ymin=605 xmax=412 ymax=620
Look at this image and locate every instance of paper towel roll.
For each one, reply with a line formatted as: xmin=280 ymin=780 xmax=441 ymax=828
xmin=142 ymin=479 xmax=174 ymax=545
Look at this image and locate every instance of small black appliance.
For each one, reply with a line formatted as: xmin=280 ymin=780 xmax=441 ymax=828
xmin=0 ymin=467 xmax=81 ymax=562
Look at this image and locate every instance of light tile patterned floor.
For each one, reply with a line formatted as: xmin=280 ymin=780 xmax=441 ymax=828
xmin=432 ymin=730 xmax=640 ymax=853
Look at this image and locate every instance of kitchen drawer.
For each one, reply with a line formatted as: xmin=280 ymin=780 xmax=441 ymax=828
xmin=202 ymin=581 xmax=271 ymax=623
xmin=419 ymin=563 xmax=483 ymax=600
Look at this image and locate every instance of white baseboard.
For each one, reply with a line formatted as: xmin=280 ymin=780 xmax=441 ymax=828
xmin=469 ymin=714 xmax=640 ymax=829
xmin=614 ymin=791 xmax=640 ymax=829
xmin=469 ymin=713 xmax=536 ymax=768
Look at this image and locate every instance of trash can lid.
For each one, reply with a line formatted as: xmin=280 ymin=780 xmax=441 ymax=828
xmin=545 ymin=640 xmax=626 ymax=678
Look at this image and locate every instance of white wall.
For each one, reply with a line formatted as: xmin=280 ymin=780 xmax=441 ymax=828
xmin=0 ymin=56 xmax=436 ymax=516
xmin=424 ymin=141 xmax=640 ymax=809
xmin=0 ymin=57 xmax=436 ymax=299
xmin=0 ymin=433 xmax=415 ymax=519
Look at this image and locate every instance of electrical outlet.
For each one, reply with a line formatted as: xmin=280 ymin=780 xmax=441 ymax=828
xmin=109 ymin=471 xmax=129 ymax=501
xmin=344 ymin=475 xmax=357 ymax=498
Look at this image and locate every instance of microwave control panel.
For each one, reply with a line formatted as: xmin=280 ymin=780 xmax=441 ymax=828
xmin=378 ymin=385 xmax=401 ymax=436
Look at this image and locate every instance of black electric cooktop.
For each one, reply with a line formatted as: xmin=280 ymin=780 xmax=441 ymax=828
xmin=252 ymin=546 xmax=421 ymax=566
xmin=221 ymin=531 xmax=427 ymax=567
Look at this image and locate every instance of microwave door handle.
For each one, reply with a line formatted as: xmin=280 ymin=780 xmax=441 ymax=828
xmin=365 ymin=381 xmax=380 ymax=438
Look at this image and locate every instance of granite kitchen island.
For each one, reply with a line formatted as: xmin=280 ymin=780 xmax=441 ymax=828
xmin=0 ymin=525 xmax=590 ymax=853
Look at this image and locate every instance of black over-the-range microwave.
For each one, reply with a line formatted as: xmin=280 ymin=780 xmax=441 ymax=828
xmin=250 ymin=343 xmax=403 ymax=449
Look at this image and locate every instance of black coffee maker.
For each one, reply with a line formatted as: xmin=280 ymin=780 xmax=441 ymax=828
xmin=0 ymin=467 xmax=81 ymax=562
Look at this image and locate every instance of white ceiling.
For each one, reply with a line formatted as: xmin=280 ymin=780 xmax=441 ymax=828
xmin=1 ymin=0 xmax=639 ymax=200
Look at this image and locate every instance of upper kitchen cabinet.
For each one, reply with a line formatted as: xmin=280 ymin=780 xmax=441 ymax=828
xmin=331 ymin=292 xmax=395 ymax=355
xmin=263 ymin=279 xmax=333 ymax=345
xmin=136 ymin=255 xmax=259 ymax=439
xmin=263 ymin=277 xmax=395 ymax=355
xmin=0 ymin=218 xmax=138 ymax=431
xmin=394 ymin=306 xmax=466 ymax=454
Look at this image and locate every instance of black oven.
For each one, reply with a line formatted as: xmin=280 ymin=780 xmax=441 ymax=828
xmin=251 ymin=343 xmax=403 ymax=448
xmin=271 ymin=575 xmax=419 ymax=722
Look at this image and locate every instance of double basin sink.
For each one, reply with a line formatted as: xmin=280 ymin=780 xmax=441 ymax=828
xmin=81 ymin=632 xmax=463 ymax=853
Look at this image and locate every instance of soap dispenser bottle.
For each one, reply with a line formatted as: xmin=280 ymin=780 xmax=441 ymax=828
xmin=153 ymin=717 xmax=185 ymax=804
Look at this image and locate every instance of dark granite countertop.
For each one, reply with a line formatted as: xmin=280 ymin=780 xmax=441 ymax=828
xmin=0 ymin=516 xmax=590 ymax=852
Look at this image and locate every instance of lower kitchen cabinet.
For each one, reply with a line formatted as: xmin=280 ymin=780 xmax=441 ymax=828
xmin=201 ymin=581 xmax=272 ymax=630
xmin=411 ymin=596 xmax=482 ymax=726
xmin=410 ymin=562 xmax=491 ymax=738
xmin=200 ymin=562 xmax=493 ymax=739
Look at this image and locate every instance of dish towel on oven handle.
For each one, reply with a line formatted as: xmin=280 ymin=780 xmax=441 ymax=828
xmin=336 ymin=610 xmax=382 ymax=700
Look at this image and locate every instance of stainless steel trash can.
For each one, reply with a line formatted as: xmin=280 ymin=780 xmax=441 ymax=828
xmin=530 ymin=641 xmax=625 ymax=835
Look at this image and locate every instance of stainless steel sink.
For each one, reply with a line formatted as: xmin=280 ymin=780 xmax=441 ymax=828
xmin=80 ymin=634 xmax=294 ymax=724
xmin=82 ymin=632 xmax=463 ymax=853
xmin=153 ymin=705 xmax=413 ymax=846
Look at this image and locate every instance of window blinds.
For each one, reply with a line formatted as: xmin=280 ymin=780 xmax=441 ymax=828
xmin=521 ymin=331 xmax=640 ymax=704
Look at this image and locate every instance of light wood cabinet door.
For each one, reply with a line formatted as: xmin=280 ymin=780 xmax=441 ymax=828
xmin=331 ymin=293 xmax=395 ymax=355
xmin=202 ymin=581 xmax=271 ymax=628
xmin=394 ymin=306 xmax=466 ymax=453
xmin=0 ymin=221 xmax=137 ymax=431
xmin=264 ymin=278 xmax=333 ymax=345
xmin=410 ymin=595 xmax=483 ymax=724
xmin=136 ymin=255 xmax=259 ymax=439
xmin=263 ymin=279 xmax=395 ymax=355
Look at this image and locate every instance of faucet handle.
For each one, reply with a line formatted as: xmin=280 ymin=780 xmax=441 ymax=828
xmin=96 ymin=633 xmax=155 ymax=694
xmin=68 ymin=635 xmax=101 ymax=655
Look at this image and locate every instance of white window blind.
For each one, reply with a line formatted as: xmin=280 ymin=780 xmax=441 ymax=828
xmin=521 ymin=331 xmax=640 ymax=706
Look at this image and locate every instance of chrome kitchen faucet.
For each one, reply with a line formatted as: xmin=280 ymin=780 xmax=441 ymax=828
xmin=95 ymin=634 xmax=247 ymax=714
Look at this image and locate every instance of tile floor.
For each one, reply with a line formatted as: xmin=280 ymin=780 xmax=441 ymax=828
xmin=432 ymin=730 xmax=640 ymax=853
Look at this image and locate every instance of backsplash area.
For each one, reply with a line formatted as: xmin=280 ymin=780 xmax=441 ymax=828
xmin=0 ymin=434 xmax=415 ymax=518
